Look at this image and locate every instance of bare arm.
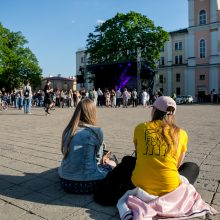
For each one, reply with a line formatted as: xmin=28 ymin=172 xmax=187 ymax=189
xmin=46 ymin=88 xmax=53 ymax=93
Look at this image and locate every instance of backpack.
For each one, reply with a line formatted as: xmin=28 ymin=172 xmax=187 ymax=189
xmin=24 ymin=87 xmax=30 ymax=98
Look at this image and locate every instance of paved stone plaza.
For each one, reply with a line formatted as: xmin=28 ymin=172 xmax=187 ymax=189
xmin=0 ymin=104 xmax=219 ymax=220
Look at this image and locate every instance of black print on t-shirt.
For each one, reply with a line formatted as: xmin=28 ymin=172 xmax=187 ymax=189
xmin=143 ymin=128 xmax=168 ymax=156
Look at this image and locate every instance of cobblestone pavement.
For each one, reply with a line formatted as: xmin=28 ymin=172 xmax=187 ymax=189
xmin=0 ymin=104 xmax=219 ymax=220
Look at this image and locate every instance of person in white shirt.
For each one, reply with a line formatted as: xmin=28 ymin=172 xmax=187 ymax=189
xmin=142 ymin=89 xmax=149 ymax=108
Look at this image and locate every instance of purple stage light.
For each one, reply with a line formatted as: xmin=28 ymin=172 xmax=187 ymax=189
xmin=116 ymin=62 xmax=132 ymax=89
xmin=120 ymin=76 xmax=131 ymax=89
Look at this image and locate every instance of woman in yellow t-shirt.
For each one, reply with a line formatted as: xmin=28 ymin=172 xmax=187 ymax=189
xmin=94 ymin=96 xmax=199 ymax=206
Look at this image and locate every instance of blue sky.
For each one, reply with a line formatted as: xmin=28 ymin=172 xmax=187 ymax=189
xmin=0 ymin=0 xmax=188 ymax=77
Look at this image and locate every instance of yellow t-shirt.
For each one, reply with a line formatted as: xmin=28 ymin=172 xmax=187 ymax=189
xmin=131 ymin=120 xmax=188 ymax=196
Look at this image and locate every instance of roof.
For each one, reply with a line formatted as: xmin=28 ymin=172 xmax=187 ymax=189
xmin=169 ymin=28 xmax=188 ymax=35
xmin=43 ymin=76 xmax=76 ymax=81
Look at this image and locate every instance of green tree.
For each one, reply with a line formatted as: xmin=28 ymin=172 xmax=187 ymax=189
xmin=86 ymin=11 xmax=169 ymax=70
xmin=0 ymin=23 xmax=42 ymax=91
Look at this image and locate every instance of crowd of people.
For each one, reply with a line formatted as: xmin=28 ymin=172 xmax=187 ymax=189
xmin=1 ymin=77 xmax=220 ymax=113
xmin=0 ymin=81 xmax=164 ymax=113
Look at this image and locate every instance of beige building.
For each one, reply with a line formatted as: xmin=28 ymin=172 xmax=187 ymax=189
xmin=157 ymin=29 xmax=188 ymax=96
xmin=41 ymin=75 xmax=76 ymax=91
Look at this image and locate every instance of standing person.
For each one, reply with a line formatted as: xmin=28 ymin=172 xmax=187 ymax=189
xmin=116 ymin=88 xmax=122 ymax=108
xmin=110 ymin=89 xmax=116 ymax=107
xmin=131 ymin=88 xmax=138 ymax=107
xmin=105 ymin=90 xmax=111 ymax=107
xmin=23 ymin=80 xmax=32 ymax=114
xmin=14 ymin=89 xmax=19 ymax=109
xmin=60 ymin=90 xmax=65 ymax=108
xmin=58 ymin=98 xmax=116 ymax=194
xmin=44 ymin=80 xmax=53 ymax=115
xmin=55 ymin=89 xmax=61 ymax=107
xmin=122 ymin=88 xmax=130 ymax=108
xmin=94 ymin=96 xmax=199 ymax=206
xmin=80 ymin=88 xmax=86 ymax=100
xmin=97 ymin=88 xmax=103 ymax=107
xmin=210 ymin=89 xmax=216 ymax=103
xmin=93 ymin=88 xmax=98 ymax=106
xmin=72 ymin=90 xmax=77 ymax=107
xmin=18 ymin=88 xmax=23 ymax=110
xmin=67 ymin=89 xmax=73 ymax=108
xmin=142 ymin=89 xmax=149 ymax=107
xmin=10 ymin=91 xmax=15 ymax=107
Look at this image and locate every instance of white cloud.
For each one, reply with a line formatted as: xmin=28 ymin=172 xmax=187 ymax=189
xmin=97 ymin=19 xmax=105 ymax=25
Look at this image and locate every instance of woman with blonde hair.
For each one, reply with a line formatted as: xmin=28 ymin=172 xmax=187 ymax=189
xmin=94 ymin=96 xmax=199 ymax=205
xmin=59 ymin=98 xmax=116 ymax=194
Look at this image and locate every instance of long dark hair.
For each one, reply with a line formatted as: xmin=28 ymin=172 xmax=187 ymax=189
xmin=61 ymin=98 xmax=96 ymax=159
xmin=151 ymin=106 xmax=180 ymax=157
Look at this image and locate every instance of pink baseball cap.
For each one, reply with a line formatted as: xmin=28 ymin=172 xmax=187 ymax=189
xmin=153 ymin=96 xmax=176 ymax=114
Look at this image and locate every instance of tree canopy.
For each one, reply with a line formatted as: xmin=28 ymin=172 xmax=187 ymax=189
xmin=0 ymin=23 xmax=42 ymax=91
xmin=86 ymin=11 xmax=169 ymax=70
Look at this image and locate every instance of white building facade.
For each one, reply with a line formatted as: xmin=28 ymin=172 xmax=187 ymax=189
xmin=76 ymin=48 xmax=93 ymax=90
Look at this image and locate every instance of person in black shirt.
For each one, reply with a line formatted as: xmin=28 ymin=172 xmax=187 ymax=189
xmin=44 ymin=80 xmax=53 ymax=115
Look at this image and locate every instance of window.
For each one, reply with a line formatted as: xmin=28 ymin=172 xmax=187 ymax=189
xmin=81 ymin=57 xmax=84 ymax=63
xmin=160 ymin=47 xmax=164 ymax=52
xmin=175 ymin=42 xmax=182 ymax=50
xmin=175 ymin=56 xmax=178 ymax=64
xmin=179 ymin=55 xmax=183 ymax=64
xmin=176 ymin=87 xmax=181 ymax=95
xmin=161 ymin=57 xmax=165 ymax=65
xmin=159 ymin=75 xmax=163 ymax=83
xmin=200 ymin=75 xmax=205 ymax=80
xmin=175 ymin=43 xmax=178 ymax=51
xmin=200 ymin=39 xmax=206 ymax=58
xmin=176 ymin=73 xmax=181 ymax=82
xmin=199 ymin=10 xmax=206 ymax=25
xmin=174 ymin=55 xmax=183 ymax=64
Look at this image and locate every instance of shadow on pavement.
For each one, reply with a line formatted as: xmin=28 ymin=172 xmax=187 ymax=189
xmin=0 ymin=112 xmax=46 ymax=116
xmin=0 ymin=168 xmax=118 ymax=219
